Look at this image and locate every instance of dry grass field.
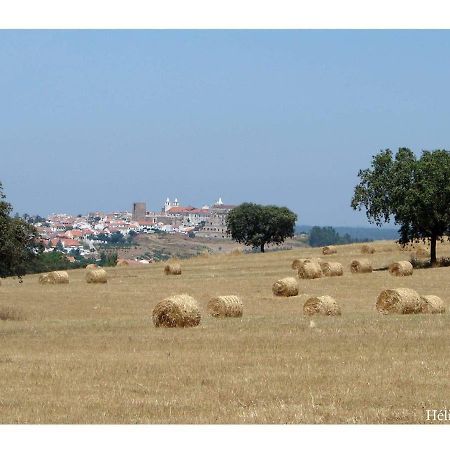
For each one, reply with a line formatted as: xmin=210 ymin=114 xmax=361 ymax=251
xmin=0 ymin=240 xmax=449 ymax=424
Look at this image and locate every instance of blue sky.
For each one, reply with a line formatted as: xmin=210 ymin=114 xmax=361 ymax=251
xmin=1 ymin=30 xmax=450 ymax=226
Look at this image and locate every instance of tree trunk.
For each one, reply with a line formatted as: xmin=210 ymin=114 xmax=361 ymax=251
xmin=430 ymin=234 xmax=437 ymax=267
xmin=260 ymin=243 xmax=265 ymax=253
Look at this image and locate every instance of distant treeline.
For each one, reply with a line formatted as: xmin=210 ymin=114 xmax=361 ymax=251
xmin=23 ymin=251 xmax=118 ymax=275
xmin=305 ymin=226 xmax=373 ymax=248
xmin=296 ymin=225 xmax=399 ymax=242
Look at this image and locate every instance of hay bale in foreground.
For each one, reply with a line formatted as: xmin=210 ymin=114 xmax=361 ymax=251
xmin=376 ymin=288 xmax=423 ymax=314
xmin=303 ymin=295 xmax=341 ymax=316
xmin=350 ymin=259 xmax=373 ymax=274
xmin=86 ymin=268 xmax=108 ymax=284
xmin=207 ymin=295 xmax=243 ymax=317
xmin=272 ymin=277 xmax=299 ymax=297
xmin=320 ymin=261 xmax=344 ymax=277
xmin=39 ymin=271 xmax=69 ymax=284
xmin=388 ymin=261 xmax=413 ymax=277
xmin=86 ymin=264 xmax=98 ymax=270
xmin=420 ymin=295 xmax=446 ymax=314
xmin=322 ymin=246 xmax=337 ymax=255
xmin=361 ymin=244 xmax=375 ymax=254
xmin=152 ymin=294 xmax=201 ymax=328
xmin=298 ymin=261 xmax=323 ymax=279
xmin=164 ymin=262 xmax=182 ymax=275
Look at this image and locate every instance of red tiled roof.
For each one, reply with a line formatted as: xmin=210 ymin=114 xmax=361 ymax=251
xmin=61 ymin=239 xmax=82 ymax=247
xmin=188 ymin=209 xmax=209 ymax=214
xmin=167 ymin=206 xmax=196 ymax=213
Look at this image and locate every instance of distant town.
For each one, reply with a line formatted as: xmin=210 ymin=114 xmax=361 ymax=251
xmin=30 ymin=197 xmax=236 ymax=261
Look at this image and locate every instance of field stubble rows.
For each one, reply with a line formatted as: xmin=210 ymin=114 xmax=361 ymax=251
xmin=0 ymin=241 xmax=449 ymax=423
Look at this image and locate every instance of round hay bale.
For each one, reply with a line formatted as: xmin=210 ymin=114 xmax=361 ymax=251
xmin=38 ymin=273 xmax=49 ymax=284
xmin=376 ymin=288 xmax=423 ymax=314
xmin=298 ymin=261 xmax=323 ymax=279
xmin=164 ymin=262 xmax=182 ymax=275
xmin=207 ymin=295 xmax=243 ymax=317
xmin=152 ymin=294 xmax=201 ymax=328
xmin=39 ymin=271 xmax=69 ymax=284
xmin=303 ymin=295 xmax=341 ymax=316
xmin=320 ymin=261 xmax=344 ymax=277
xmin=388 ymin=261 xmax=413 ymax=277
xmin=361 ymin=244 xmax=376 ymax=254
xmin=272 ymin=277 xmax=299 ymax=297
xmin=322 ymin=246 xmax=337 ymax=255
xmin=86 ymin=264 xmax=98 ymax=270
xmin=86 ymin=268 xmax=108 ymax=284
xmin=420 ymin=295 xmax=446 ymax=314
xmin=291 ymin=258 xmax=307 ymax=270
xmin=116 ymin=259 xmax=129 ymax=266
xmin=350 ymin=259 xmax=373 ymax=274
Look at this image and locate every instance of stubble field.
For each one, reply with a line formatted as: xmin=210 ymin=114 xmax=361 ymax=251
xmin=0 ymin=240 xmax=449 ymax=424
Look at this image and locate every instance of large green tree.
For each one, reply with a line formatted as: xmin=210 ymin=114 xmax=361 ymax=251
xmin=226 ymin=203 xmax=297 ymax=252
xmin=351 ymin=148 xmax=450 ymax=265
xmin=0 ymin=182 xmax=42 ymax=279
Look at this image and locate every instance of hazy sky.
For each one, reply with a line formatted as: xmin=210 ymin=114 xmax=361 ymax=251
xmin=1 ymin=30 xmax=450 ymax=226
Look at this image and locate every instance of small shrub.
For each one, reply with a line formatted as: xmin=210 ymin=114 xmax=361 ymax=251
xmin=410 ymin=256 xmax=450 ymax=269
xmin=0 ymin=305 xmax=26 ymax=321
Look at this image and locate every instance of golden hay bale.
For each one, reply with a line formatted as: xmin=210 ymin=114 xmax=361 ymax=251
xmin=38 ymin=273 xmax=49 ymax=284
xmin=272 ymin=277 xmax=299 ymax=297
xmin=420 ymin=295 xmax=445 ymax=314
xmin=298 ymin=261 xmax=323 ymax=279
xmin=291 ymin=258 xmax=306 ymax=270
xmin=303 ymin=295 xmax=341 ymax=316
xmin=322 ymin=246 xmax=337 ymax=255
xmin=229 ymin=248 xmax=243 ymax=256
xmin=388 ymin=261 xmax=413 ymax=277
xmin=39 ymin=271 xmax=69 ymax=284
xmin=86 ymin=268 xmax=108 ymax=284
xmin=361 ymin=244 xmax=376 ymax=254
xmin=164 ymin=262 xmax=182 ymax=275
xmin=86 ymin=264 xmax=98 ymax=270
xmin=320 ymin=261 xmax=344 ymax=277
xmin=350 ymin=259 xmax=373 ymax=274
xmin=116 ymin=259 xmax=129 ymax=266
xmin=152 ymin=294 xmax=201 ymax=328
xmin=207 ymin=295 xmax=243 ymax=317
xmin=376 ymin=288 xmax=423 ymax=314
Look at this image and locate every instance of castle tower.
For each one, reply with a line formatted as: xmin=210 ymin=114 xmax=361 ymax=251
xmin=164 ymin=198 xmax=171 ymax=212
xmin=132 ymin=202 xmax=146 ymax=221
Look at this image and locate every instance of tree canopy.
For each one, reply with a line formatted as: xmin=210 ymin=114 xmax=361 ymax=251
xmin=351 ymin=148 xmax=450 ymax=264
xmin=0 ymin=182 xmax=42 ymax=279
xmin=226 ymin=203 xmax=297 ymax=252
xmin=308 ymin=226 xmax=365 ymax=247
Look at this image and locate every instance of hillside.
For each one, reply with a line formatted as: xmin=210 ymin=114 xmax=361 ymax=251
xmin=108 ymin=233 xmax=309 ymax=261
xmin=0 ymin=239 xmax=449 ymax=423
